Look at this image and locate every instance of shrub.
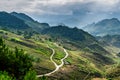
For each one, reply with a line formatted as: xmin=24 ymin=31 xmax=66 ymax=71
xmin=0 ymin=71 xmax=15 ymax=80
xmin=0 ymin=38 xmax=32 ymax=79
xmin=24 ymin=70 xmax=38 ymax=80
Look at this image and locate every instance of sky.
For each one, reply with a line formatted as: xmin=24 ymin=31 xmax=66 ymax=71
xmin=0 ymin=0 xmax=120 ymax=27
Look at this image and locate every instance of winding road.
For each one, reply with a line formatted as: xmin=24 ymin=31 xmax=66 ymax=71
xmin=37 ymin=44 xmax=69 ymax=77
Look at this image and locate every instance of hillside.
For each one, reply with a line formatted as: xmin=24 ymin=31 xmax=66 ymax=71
xmin=42 ymin=25 xmax=97 ymax=49
xmin=0 ymin=12 xmax=30 ymax=31
xmin=0 ymin=12 xmax=119 ymax=80
xmin=0 ymin=27 xmax=117 ymax=80
xmin=42 ymin=25 xmax=115 ymax=67
xmin=98 ymin=35 xmax=120 ymax=48
xmin=83 ymin=18 xmax=120 ymax=36
xmin=10 ymin=12 xmax=50 ymax=32
xmin=0 ymin=29 xmax=106 ymax=80
xmin=97 ymin=35 xmax=120 ymax=58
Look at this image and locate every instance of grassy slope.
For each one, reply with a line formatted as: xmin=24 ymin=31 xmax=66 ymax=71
xmin=103 ymin=45 xmax=120 ymax=80
xmin=0 ymin=30 xmax=103 ymax=80
xmin=0 ymin=29 xmax=119 ymax=80
xmin=0 ymin=30 xmax=55 ymax=74
xmin=47 ymin=42 xmax=66 ymax=65
xmin=48 ymin=50 xmax=105 ymax=80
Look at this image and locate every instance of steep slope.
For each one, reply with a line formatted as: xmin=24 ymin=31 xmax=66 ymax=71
xmin=0 ymin=27 xmax=117 ymax=80
xmin=0 ymin=29 xmax=55 ymax=75
xmin=0 ymin=29 xmax=102 ymax=80
xmin=107 ymin=65 xmax=120 ymax=79
xmin=98 ymin=35 xmax=120 ymax=48
xmin=0 ymin=11 xmax=118 ymax=79
xmin=10 ymin=12 xmax=50 ymax=32
xmin=83 ymin=18 xmax=120 ymax=36
xmin=0 ymin=11 xmax=30 ymax=30
xmin=42 ymin=25 xmax=114 ymax=66
xmin=97 ymin=35 xmax=120 ymax=59
xmin=42 ymin=25 xmax=97 ymax=48
xmin=10 ymin=12 xmax=34 ymax=22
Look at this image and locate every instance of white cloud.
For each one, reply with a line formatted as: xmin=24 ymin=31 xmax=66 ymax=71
xmin=0 ymin=0 xmax=120 ymax=15
xmin=0 ymin=0 xmax=120 ymax=26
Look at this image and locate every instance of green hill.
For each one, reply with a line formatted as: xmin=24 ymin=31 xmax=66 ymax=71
xmin=42 ymin=25 xmax=97 ymax=49
xmin=10 ymin=12 xmax=50 ymax=32
xmin=0 ymin=12 xmax=30 ymax=30
xmin=42 ymin=25 xmax=114 ymax=67
xmin=0 ymin=12 xmax=119 ymax=80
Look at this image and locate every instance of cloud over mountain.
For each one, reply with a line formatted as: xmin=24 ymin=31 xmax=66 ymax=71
xmin=0 ymin=0 xmax=120 ymax=27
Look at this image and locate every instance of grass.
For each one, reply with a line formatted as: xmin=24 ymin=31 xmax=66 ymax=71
xmin=0 ymin=30 xmax=55 ymax=74
xmin=53 ymin=48 xmax=65 ymax=65
xmin=1 ymin=29 xmax=120 ymax=80
xmin=62 ymin=50 xmax=105 ymax=79
xmin=45 ymin=42 xmax=66 ymax=65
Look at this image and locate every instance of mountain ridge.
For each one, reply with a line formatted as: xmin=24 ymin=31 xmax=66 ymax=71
xmin=0 ymin=11 xmax=119 ymax=80
xmin=10 ymin=12 xmax=50 ymax=32
xmin=0 ymin=11 xmax=30 ymax=30
xmin=83 ymin=18 xmax=120 ymax=36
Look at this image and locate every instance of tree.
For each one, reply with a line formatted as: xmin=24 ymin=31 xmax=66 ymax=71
xmin=24 ymin=70 xmax=38 ymax=80
xmin=0 ymin=37 xmax=33 ymax=79
xmin=0 ymin=71 xmax=15 ymax=80
xmin=39 ymin=76 xmax=48 ymax=80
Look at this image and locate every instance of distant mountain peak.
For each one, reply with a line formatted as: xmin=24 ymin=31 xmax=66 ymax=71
xmin=83 ymin=18 xmax=120 ymax=36
xmin=111 ymin=18 xmax=119 ymax=21
xmin=98 ymin=18 xmax=120 ymax=24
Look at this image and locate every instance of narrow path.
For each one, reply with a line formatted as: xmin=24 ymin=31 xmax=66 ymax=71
xmin=37 ymin=44 xmax=69 ymax=77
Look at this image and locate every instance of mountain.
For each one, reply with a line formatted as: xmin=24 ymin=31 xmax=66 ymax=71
xmin=0 ymin=11 xmax=30 ymax=30
xmin=83 ymin=18 xmax=120 ymax=36
xmin=42 ymin=25 xmax=97 ymax=49
xmin=0 ymin=11 xmax=119 ymax=80
xmin=10 ymin=12 xmax=34 ymax=22
xmin=10 ymin=12 xmax=50 ymax=32
xmin=42 ymin=25 xmax=114 ymax=66
xmin=98 ymin=35 xmax=120 ymax=48
xmin=97 ymin=35 xmax=120 ymax=56
xmin=0 ymin=26 xmax=116 ymax=80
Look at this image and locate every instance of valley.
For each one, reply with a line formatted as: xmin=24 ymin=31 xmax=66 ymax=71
xmin=0 ymin=12 xmax=119 ymax=80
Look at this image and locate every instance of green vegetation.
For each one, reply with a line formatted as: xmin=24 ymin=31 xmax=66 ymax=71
xmin=47 ymin=43 xmax=66 ymax=65
xmin=0 ymin=37 xmax=37 ymax=80
xmin=106 ymin=64 xmax=120 ymax=79
xmin=0 ymin=71 xmax=15 ymax=80
xmin=53 ymin=48 xmax=65 ymax=65
xmin=0 ymin=27 xmax=119 ymax=80
xmin=0 ymin=12 xmax=30 ymax=30
xmin=24 ymin=70 xmax=38 ymax=80
xmin=99 ymin=35 xmax=120 ymax=48
xmin=0 ymin=11 xmax=119 ymax=80
xmin=10 ymin=12 xmax=50 ymax=32
xmin=42 ymin=25 xmax=97 ymax=49
xmin=0 ymin=29 xmax=55 ymax=74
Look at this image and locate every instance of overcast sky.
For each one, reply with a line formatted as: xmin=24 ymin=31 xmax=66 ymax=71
xmin=0 ymin=0 xmax=120 ymax=27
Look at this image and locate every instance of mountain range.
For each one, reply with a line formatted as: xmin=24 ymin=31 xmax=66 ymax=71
xmin=0 ymin=11 xmax=120 ymax=80
xmin=0 ymin=12 xmax=49 ymax=33
xmin=10 ymin=12 xmax=50 ymax=32
xmin=83 ymin=18 xmax=120 ymax=36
